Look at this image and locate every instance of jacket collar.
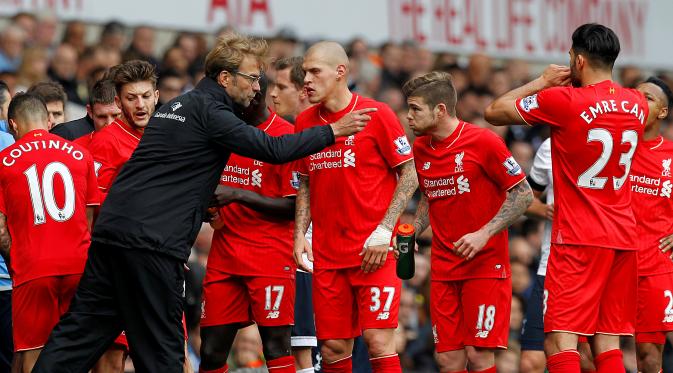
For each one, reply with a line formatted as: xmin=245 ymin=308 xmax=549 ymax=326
xmin=195 ymin=76 xmax=234 ymax=107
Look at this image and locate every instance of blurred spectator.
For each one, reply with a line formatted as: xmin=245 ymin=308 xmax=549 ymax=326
xmin=511 ymin=261 xmax=532 ymax=298
xmin=27 ymin=81 xmax=67 ymax=128
xmin=100 ymin=21 xmax=127 ymax=52
xmin=467 ymin=53 xmax=492 ymax=93
xmin=174 ymin=32 xmax=199 ymax=66
xmin=510 ymin=294 xmax=525 ymax=340
xmin=0 ymin=81 xmax=14 ymax=148
xmin=509 ymin=236 xmax=536 ymax=268
xmin=0 ymin=25 xmax=26 ymax=72
xmin=33 ymin=13 xmax=58 ymax=52
xmin=268 ymin=27 xmax=299 ymax=60
xmin=15 ymin=46 xmax=48 ymax=92
xmin=620 ymin=65 xmax=642 ymax=88
xmin=48 ymin=44 xmax=84 ymax=105
xmin=157 ymin=69 xmax=186 ymax=107
xmin=11 ymin=12 xmax=36 ymax=44
xmin=488 ymin=68 xmax=512 ymax=97
xmin=62 ymin=20 xmax=87 ymax=54
xmin=505 ymin=59 xmax=531 ymax=87
xmin=378 ymin=42 xmax=407 ymax=91
xmin=510 ymin=140 xmax=535 ymax=174
xmin=123 ymin=26 xmax=159 ymax=67
xmin=162 ymin=46 xmax=189 ymax=76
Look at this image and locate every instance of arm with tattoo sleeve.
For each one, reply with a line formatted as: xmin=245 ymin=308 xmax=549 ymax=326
xmin=293 ymin=175 xmax=313 ymax=272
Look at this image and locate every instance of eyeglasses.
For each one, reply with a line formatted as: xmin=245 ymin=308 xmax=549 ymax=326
xmin=233 ymin=70 xmax=262 ymax=84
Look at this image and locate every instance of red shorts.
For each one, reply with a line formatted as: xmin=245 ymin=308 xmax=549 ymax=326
xmin=431 ymin=277 xmax=511 ymax=352
xmin=201 ymin=272 xmax=295 ymax=327
xmin=544 ymin=244 xmax=637 ymax=336
xmin=12 ymin=274 xmax=81 ymax=351
xmin=635 ymin=272 xmax=673 ymax=342
xmin=312 ymin=256 xmax=401 ymax=340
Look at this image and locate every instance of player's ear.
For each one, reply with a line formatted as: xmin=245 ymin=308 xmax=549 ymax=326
xmin=8 ymin=119 xmax=17 ymax=137
xmin=435 ymin=103 xmax=447 ymax=118
xmin=218 ymin=70 xmax=230 ymax=88
xmin=86 ymin=104 xmax=92 ymax=118
xmin=114 ymin=95 xmax=122 ymax=110
xmin=154 ymin=89 xmax=159 ymax=105
xmin=659 ymin=106 xmax=669 ymax=120
xmin=336 ymin=64 xmax=347 ymax=81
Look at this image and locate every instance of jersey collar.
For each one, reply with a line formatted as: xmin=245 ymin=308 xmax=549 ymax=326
xmin=114 ymin=119 xmax=143 ymax=141
xmin=430 ymin=121 xmax=465 ymax=150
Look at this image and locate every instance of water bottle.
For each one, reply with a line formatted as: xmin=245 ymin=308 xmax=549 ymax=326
xmin=396 ymin=224 xmax=416 ymax=280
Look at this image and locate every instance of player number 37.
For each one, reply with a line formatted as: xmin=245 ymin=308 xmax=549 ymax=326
xmin=577 ymin=128 xmax=637 ymax=190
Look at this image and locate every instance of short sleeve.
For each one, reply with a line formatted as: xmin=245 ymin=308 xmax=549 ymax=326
xmin=528 ymin=139 xmax=552 ymax=191
xmin=89 ymin=134 xmax=121 ymax=196
xmin=293 ymin=116 xmax=310 ymax=176
xmin=84 ymin=154 xmax=101 ymax=206
xmin=515 ymin=87 xmax=571 ymax=128
xmin=270 ymin=161 xmax=298 ymax=198
xmin=481 ymin=132 xmax=527 ymax=191
xmin=372 ymin=104 xmax=413 ymax=168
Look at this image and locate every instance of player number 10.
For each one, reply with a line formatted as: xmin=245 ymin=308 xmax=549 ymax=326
xmin=577 ymin=128 xmax=637 ymax=190
xmin=24 ymin=162 xmax=76 ymax=225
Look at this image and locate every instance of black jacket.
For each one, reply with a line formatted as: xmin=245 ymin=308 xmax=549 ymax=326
xmin=50 ymin=115 xmax=94 ymax=141
xmin=92 ymin=77 xmax=335 ymax=261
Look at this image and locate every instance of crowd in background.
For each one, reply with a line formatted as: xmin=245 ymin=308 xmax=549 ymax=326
xmin=1 ymin=11 xmax=673 ymax=373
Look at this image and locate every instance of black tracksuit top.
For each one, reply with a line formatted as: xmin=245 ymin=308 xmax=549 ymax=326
xmin=91 ymin=77 xmax=335 ymax=261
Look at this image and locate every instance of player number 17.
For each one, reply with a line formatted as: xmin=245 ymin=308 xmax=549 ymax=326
xmin=577 ymin=128 xmax=637 ymax=190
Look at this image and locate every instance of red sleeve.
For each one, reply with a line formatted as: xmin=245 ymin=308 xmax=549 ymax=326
xmin=277 ymin=161 xmax=298 ymax=197
xmin=293 ymin=115 xmax=310 ymax=176
xmin=84 ymin=153 xmax=101 ymax=206
xmin=481 ymin=132 xmax=527 ymax=191
xmin=515 ymin=87 xmax=571 ymax=128
xmin=372 ymin=104 xmax=413 ymax=168
xmin=89 ymin=133 xmax=120 ymax=196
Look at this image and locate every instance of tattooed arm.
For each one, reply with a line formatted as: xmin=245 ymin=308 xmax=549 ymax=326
xmin=361 ymin=160 xmax=419 ymax=273
xmin=454 ymin=180 xmax=533 ymax=260
xmin=0 ymin=212 xmax=10 ymax=266
xmin=413 ymin=192 xmax=430 ymax=235
xmin=293 ymin=174 xmax=313 ymax=272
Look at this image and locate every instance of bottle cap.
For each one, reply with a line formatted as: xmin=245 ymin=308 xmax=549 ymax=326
xmin=397 ymin=223 xmax=415 ymax=235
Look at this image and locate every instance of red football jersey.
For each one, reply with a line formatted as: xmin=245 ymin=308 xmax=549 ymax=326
xmin=208 ymin=112 xmax=298 ymax=278
xmin=414 ymin=122 xmax=525 ymax=280
xmin=88 ymin=119 xmax=142 ymax=201
xmin=295 ymin=93 xmax=413 ymax=269
xmin=0 ymin=130 xmax=99 ymax=287
xmin=630 ymin=136 xmax=673 ymax=276
xmin=516 ymin=81 xmax=647 ymax=250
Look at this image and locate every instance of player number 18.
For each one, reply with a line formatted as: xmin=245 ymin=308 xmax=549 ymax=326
xmin=577 ymin=128 xmax=637 ymax=190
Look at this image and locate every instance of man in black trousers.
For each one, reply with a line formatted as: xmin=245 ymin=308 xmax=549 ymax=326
xmin=33 ymin=33 xmax=376 ymax=373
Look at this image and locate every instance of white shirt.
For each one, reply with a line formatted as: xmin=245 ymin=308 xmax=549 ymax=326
xmin=529 ymin=138 xmax=553 ymax=276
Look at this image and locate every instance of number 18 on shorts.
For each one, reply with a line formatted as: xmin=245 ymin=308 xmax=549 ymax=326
xmin=431 ymin=278 xmax=511 ymax=351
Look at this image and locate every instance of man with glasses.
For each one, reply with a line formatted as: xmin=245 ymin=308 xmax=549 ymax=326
xmin=34 ymin=33 xmax=373 ymax=373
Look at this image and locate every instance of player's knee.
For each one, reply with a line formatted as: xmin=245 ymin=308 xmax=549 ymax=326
xmin=362 ymin=329 xmax=395 ymax=357
xmin=519 ymin=351 xmax=545 ymax=373
xmin=199 ymin=337 xmax=229 ymax=367
xmin=465 ymin=347 xmax=494 ymax=370
xmin=259 ymin=326 xmax=291 ymax=360
xmin=434 ymin=350 xmax=466 ymax=372
xmin=637 ymin=345 xmax=662 ymax=373
xmin=320 ymin=339 xmax=350 ymax=362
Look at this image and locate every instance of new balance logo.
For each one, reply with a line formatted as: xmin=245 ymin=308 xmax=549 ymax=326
xmin=376 ymin=312 xmax=390 ymax=320
xmin=266 ymin=311 xmax=280 ymax=319
xmin=251 ymin=169 xmax=262 ymax=187
xmin=457 ymin=175 xmax=470 ymax=194
xmin=171 ymin=101 xmax=182 ymax=111
xmin=475 ymin=330 xmax=490 ymax=338
xmin=344 ymin=149 xmax=355 ymax=167
xmin=422 ymin=162 xmax=431 ymax=170
xmin=662 ymin=180 xmax=672 ymax=198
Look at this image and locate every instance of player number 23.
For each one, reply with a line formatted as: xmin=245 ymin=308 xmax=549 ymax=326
xmin=24 ymin=162 xmax=76 ymax=225
xmin=577 ymin=128 xmax=638 ymax=190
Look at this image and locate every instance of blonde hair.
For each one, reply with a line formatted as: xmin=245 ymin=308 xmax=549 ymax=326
xmin=205 ymin=33 xmax=268 ymax=79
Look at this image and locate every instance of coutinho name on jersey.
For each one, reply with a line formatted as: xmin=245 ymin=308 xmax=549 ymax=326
xmin=579 ymin=99 xmax=646 ymax=125
xmin=2 ymin=139 xmax=85 ymax=167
